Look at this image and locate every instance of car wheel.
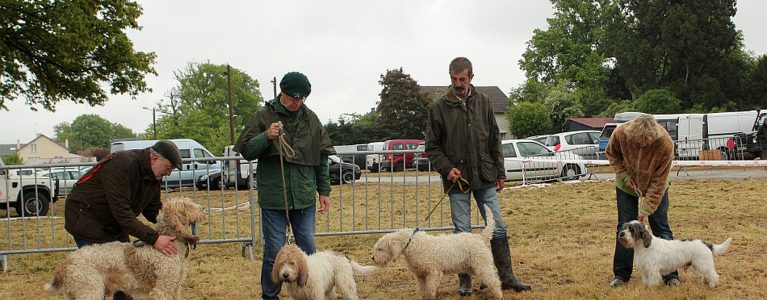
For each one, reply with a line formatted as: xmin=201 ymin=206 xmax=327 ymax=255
xmin=341 ymin=170 xmax=355 ymax=184
xmin=561 ymin=164 xmax=580 ymax=181
xmin=15 ymin=191 xmax=50 ymax=217
xmin=217 ymin=179 xmax=226 ymax=190
xmin=248 ymin=176 xmax=258 ymax=190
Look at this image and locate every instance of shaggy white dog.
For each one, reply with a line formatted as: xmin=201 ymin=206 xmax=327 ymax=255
xmin=44 ymin=197 xmax=205 ymax=299
xmin=372 ymin=205 xmax=503 ymax=300
xmin=272 ymin=243 xmax=379 ymax=300
xmin=618 ymin=220 xmax=732 ymax=288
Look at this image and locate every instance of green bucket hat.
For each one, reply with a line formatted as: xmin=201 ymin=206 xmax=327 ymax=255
xmin=279 ymin=72 xmax=311 ymax=99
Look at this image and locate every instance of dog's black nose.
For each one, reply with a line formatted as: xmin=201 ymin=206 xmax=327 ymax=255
xmin=618 ymin=232 xmax=624 ymax=238
xmin=282 ymin=273 xmax=289 ymax=279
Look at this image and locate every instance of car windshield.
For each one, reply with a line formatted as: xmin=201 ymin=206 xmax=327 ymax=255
xmin=517 ymin=142 xmax=551 ymax=157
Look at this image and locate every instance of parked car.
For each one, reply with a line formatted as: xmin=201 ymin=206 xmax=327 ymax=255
xmin=379 ymin=139 xmax=424 ymax=172
xmin=196 ymin=170 xmax=224 ymax=190
xmin=37 ymin=168 xmax=87 ymax=197
xmin=538 ymin=130 xmax=601 ymax=160
xmin=413 ymin=143 xmax=430 ymax=171
xmin=598 ymin=123 xmax=620 ymax=158
xmin=220 ymin=145 xmax=257 ymax=190
xmin=328 ymin=155 xmax=361 ymax=184
xmin=501 ymin=139 xmax=587 ymax=181
xmin=365 ymin=142 xmax=385 ymax=172
xmin=0 ymin=160 xmax=56 ymax=216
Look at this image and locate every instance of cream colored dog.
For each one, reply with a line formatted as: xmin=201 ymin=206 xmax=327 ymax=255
xmin=44 ymin=197 xmax=205 ymax=299
xmin=272 ymin=244 xmax=379 ymax=300
xmin=372 ymin=205 xmax=503 ymax=300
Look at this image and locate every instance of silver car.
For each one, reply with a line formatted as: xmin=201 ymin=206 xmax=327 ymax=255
xmin=502 ymin=139 xmax=587 ymax=182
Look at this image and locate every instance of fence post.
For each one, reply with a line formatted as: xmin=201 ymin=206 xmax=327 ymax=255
xmin=1 ymin=255 xmax=8 ymax=272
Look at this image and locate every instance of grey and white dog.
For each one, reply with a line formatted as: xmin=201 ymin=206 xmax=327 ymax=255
xmin=617 ymin=220 xmax=732 ymax=288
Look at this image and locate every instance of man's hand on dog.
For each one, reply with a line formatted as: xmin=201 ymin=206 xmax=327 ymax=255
xmin=154 ymin=235 xmax=178 ymax=257
xmin=447 ymin=168 xmax=461 ymax=182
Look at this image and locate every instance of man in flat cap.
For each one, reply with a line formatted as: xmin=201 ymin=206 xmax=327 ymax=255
xmin=64 ymin=140 xmax=184 ymax=300
xmin=234 ymin=71 xmax=335 ymax=300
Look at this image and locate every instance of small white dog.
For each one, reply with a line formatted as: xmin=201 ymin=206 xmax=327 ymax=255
xmin=617 ymin=220 xmax=732 ymax=288
xmin=372 ymin=205 xmax=503 ymax=300
xmin=272 ymin=244 xmax=379 ymax=300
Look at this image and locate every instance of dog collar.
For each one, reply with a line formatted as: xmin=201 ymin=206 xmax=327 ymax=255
xmin=403 ymin=228 xmax=420 ymax=251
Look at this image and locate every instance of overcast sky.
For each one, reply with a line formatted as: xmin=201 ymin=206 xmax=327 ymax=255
xmin=2 ymin=0 xmax=766 ymax=145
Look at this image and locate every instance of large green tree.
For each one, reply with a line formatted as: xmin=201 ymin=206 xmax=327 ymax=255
xmin=376 ymin=68 xmax=430 ymax=139
xmin=152 ymin=62 xmax=263 ymax=154
xmin=54 ymin=114 xmax=136 ymax=151
xmin=605 ymin=0 xmax=744 ymax=110
xmin=520 ymin=0 xmax=611 ymax=116
xmin=325 ymin=112 xmax=394 ymax=146
xmin=0 ymin=0 xmax=156 ymax=111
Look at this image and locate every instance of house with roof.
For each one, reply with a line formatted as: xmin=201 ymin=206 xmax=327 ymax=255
xmin=15 ymin=134 xmax=90 ymax=165
xmin=566 ymin=118 xmax=615 ymax=132
xmin=421 ymin=86 xmax=511 ymax=139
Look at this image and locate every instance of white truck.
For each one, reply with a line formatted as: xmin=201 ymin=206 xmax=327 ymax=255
xmin=220 ymin=145 xmax=257 ymax=190
xmin=614 ymin=110 xmax=767 ymax=159
xmin=0 ymin=159 xmax=56 ymax=217
xmin=110 ymin=139 xmax=220 ymax=188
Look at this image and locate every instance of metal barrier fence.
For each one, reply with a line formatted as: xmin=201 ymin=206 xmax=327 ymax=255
xmin=2 ymin=140 xmax=764 ymax=271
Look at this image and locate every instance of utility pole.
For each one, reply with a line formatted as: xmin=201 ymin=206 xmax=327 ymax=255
xmin=226 ymin=64 xmax=235 ymax=145
xmin=152 ymin=107 xmax=157 ymax=139
xmin=272 ymin=76 xmax=277 ymax=99
xmin=142 ymin=106 xmax=157 ymax=139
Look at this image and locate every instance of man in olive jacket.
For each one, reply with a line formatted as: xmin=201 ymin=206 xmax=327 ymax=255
xmin=64 ymin=140 xmax=183 ymax=300
xmin=233 ymin=71 xmax=335 ymax=300
xmin=425 ymin=57 xmax=531 ymax=296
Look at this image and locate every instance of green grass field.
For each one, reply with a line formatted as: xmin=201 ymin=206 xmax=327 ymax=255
xmin=1 ymin=178 xmax=765 ymax=299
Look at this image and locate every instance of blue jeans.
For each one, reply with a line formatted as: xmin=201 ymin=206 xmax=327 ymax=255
xmin=260 ymin=206 xmax=317 ymax=300
xmin=613 ymin=188 xmax=679 ymax=282
xmin=448 ymin=187 xmax=507 ymax=238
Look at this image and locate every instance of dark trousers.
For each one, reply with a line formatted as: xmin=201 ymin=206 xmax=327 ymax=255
xmin=612 ymin=188 xmax=679 ymax=282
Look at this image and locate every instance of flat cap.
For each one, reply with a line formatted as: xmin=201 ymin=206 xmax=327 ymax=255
xmin=279 ymin=72 xmax=311 ymax=99
xmin=151 ymin=140 xmax=183 ymax=170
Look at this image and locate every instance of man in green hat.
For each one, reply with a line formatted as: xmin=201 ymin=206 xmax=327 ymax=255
xmin=234 ymin=71 xmax=335 ymax=300
xmin=64 ymin=140 xmax=184 ymax=300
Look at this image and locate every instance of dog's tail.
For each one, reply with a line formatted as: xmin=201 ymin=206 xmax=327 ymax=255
xmin=481 ymin=204 xmax=496 ymax=246
xmin=43 ymin=261 xmax=68 ymax=295
xmin=712 ymin=237 xmax=732 ymax=256
xmin=43 ymin=281 xmax=61 ymax=295
xmin=350 ymin=260 xmax=380 ymax=276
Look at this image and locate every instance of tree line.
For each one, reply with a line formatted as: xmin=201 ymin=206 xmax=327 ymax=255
xmin=3 ymin=0 xmax=765 ymax=153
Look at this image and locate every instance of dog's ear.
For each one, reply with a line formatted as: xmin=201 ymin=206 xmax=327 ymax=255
xmin=640 ymin=226 xmax=653 ymax=248
xmin=271 ymin=247 xmax=287 ymax=284
xmin=296 ymin=248 xmax=309 ymax=287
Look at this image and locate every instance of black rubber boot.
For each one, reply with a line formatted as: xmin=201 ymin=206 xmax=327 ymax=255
xmin=490 ymin=236 xmax=532 ymax=292
xmin=458 ymin=273 xmax=473 ymax=296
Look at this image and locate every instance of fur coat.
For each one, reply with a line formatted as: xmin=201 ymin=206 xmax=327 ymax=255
xmin=606 ymin=117 xmax=674 ymax=215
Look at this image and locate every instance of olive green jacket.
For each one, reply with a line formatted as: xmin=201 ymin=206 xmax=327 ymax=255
xmin=425 ymin=85 xmax=505 ymax=193
xmin=234 ymin=98 xmax=335 ymax=210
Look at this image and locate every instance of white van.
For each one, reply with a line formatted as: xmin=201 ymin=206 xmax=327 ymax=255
xmin=221 ymin=145 xmax=257 ymax=189
xmin=110 ymin=139 xmax=220 ymax=188
xmin=365 ymin=142 xmax=385 ymax=172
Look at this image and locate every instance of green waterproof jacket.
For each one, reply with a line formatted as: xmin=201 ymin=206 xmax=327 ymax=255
xmin=425 ymin=85 xmax=505 ymax=193
xmin=234 ymin=98 xmax=335 ymax=210
xmin=64 ymin=149 xmax=162 ymax=244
